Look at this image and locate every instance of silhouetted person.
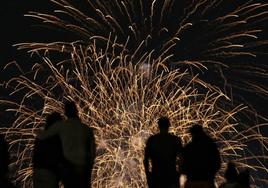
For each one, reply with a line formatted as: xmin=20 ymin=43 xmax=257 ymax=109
xmin=181 ymin=124 xmax=221 ymax=188
xmin=220 ymin=162 xmax=239 ymax=188
xmin=0 ymin=134 xmax=11 ymax=187
xmin=38 ymin=101 xmax=96 ymax=188
xmin=33 ymin=112 xmax=63 ymax=188
xmin=237 ymin=170 xmax=250 ymax=188
xmin=144 ymin=116 xmax=182 ymax=188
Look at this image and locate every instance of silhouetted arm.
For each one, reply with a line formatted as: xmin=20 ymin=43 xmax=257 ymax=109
xmin=37 ymin=122 xmax=61 ymax=140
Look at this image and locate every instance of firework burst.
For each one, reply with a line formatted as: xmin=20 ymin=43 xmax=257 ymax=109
xmin=1 ymin=0 xmax=268 ymax=187
xmin=1 ymin=42 xmax=268 ymax=187
xmin=18 ymin=0 xmax=268 ymax=100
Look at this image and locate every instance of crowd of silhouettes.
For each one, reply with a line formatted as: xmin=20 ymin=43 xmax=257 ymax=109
xmin=143 ymin=117 xmax=252 ymax=188
xmin=0 ymin=104 xmax=253 ymax=188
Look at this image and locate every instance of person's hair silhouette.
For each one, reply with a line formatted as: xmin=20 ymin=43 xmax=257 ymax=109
xmin=182 ymin=124 xmax=221 ymax=188
xmin=64 ymin=101 xmax=79 ymax=118
xmin=45 ymin=112 xmax=63 ymax=129
xmin=144 ymin=116 xmax=182 ymax=188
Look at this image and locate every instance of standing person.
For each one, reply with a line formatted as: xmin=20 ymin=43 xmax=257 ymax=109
xmin=33 ymin=112 xmax=63 ymax=188
xmin=38 ymin=101 xmax=96 ymax=188
xmin=144 ymin=116 xmax=182 ymax=188
xmin=181 ymin=124 xmax=221 ymax=188
xmin=237 ymin=170 xmax=250 ymax=188
xmin=219 ymin=162 xmax=239 ymax=188
xmin=0 ymin=133 xmax=12 ymax=188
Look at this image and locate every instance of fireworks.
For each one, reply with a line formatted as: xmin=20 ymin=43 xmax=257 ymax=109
xmin=1 ymin=43 xmax=267 ymax=187
xmin=18 ymin=0 xmax=268 ymax=100
xmin=1 ymin=0 xmax=268 ymax=187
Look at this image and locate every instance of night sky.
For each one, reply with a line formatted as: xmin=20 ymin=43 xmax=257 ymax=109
xmin=0 ymin=0 xmax=74 ymax=126
xmin=1 ymin=0 xmax=268 ymax=126
xmin=1 ymin=0 xmax=66 ymax=72
xmin=1 ymin=0 xmax=268 ymax=187
xmin=1 ymin=1 xmax=38 ymax=126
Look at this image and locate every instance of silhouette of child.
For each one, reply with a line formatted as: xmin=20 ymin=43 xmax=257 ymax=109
xmin=220 ymin=162 xmax=239 ymax=188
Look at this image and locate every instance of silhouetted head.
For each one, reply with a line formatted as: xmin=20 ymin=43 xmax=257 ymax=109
xmin=189 ymin=124 xmax=205 ymax=138
xmin=225 ymin=162 xmax=238 ymax=182
xmin=64 ymin=101 xmax=79 ymax=118
xmin=190 ymin=124 xmax=203 ymax=134
xmin=158 ymin=116 xmax=170 ymax=132
xmin=45 ymin=112 xmax=62 ymax=130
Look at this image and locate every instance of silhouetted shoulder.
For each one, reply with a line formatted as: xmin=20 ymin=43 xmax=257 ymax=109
xmin=171 ymin=133 xmax=182 ymax=141
xmin=146 ymin=133 xmax=156 ymax=141
xmin=147 ymin=133 xmax=181 ymax=144
xmin=147 ymin=133 xmax=159 ymax=141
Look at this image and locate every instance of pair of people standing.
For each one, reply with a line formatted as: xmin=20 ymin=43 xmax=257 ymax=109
xmin=144 ymin=117 xmax=221 ymax=188
xmin=33 ymin=101 xmax=96 ymax=188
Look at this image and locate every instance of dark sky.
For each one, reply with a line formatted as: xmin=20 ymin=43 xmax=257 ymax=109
xmin=1 ymin=0 xmax=268 ymax=122
xmin=1 ymin=0 xmax=60 ymax=65
xmin=0 ymin=0 xmax=84 ymax=81
xmin=0 ymin=1 xmax=48 ymax=126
